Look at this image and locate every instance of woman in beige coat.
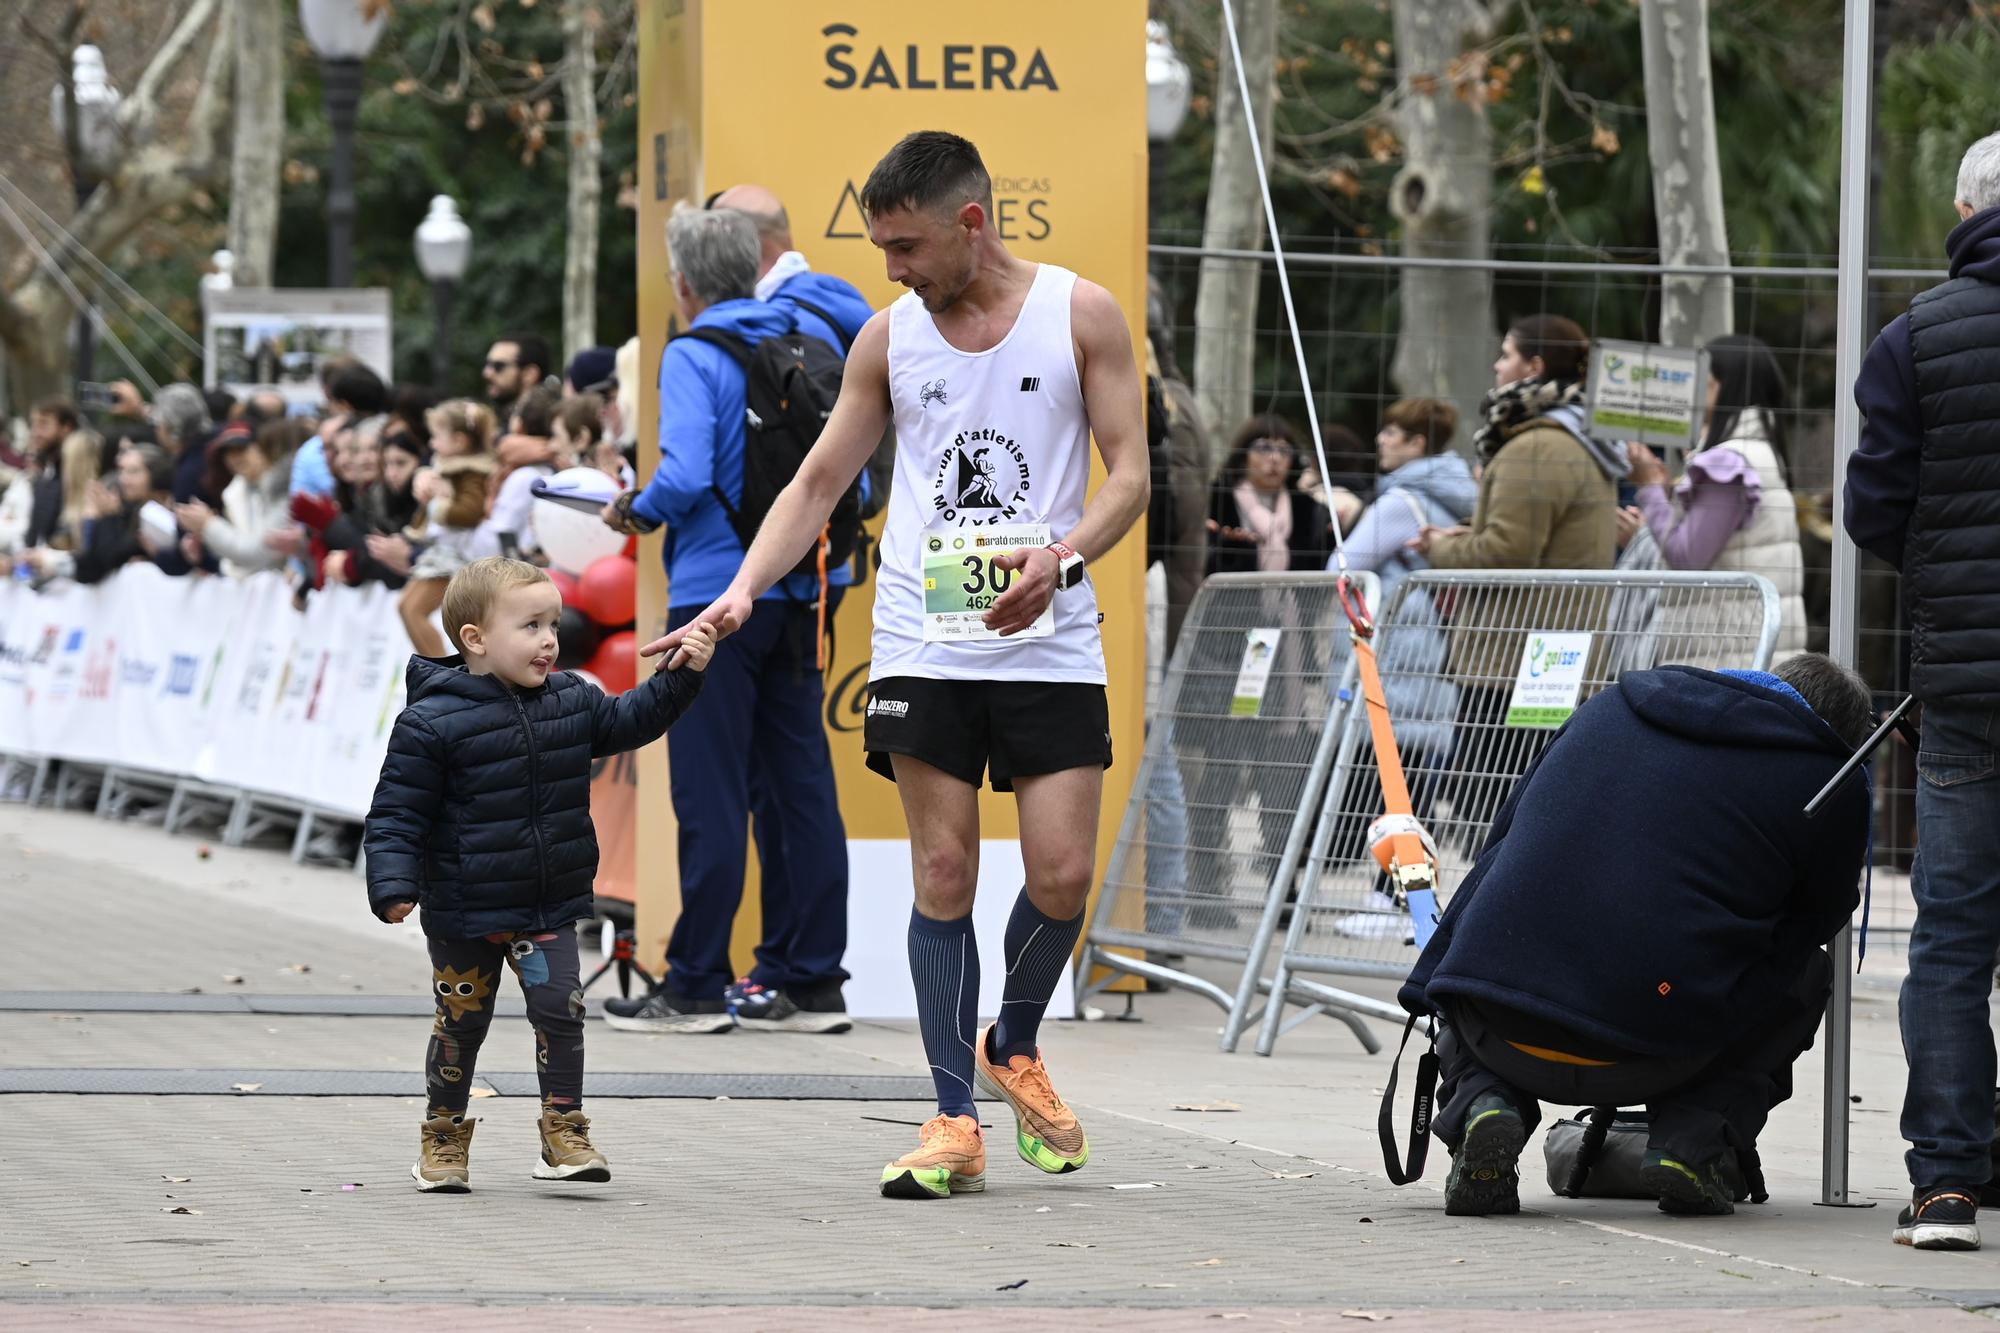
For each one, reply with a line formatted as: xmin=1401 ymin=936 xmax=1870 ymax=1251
xmin=1409 ymin=314 xmax=1628 ymax=838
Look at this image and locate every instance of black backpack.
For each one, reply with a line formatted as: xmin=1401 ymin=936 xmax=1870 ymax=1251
xmin=676 ymin=321 xmax=863 ymax=581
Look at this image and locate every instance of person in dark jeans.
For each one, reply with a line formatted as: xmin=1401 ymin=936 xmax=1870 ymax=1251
xmin=1847 ymin=130 xmax=2000 ymax=1252
xmin=599 ymin=205 xmax=851 ymax=1035
xmin=1399 ymin=657 xmax=1872 ymax=1219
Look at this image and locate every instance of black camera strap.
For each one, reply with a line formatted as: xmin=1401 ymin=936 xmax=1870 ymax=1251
xmin=1379 ymin=1014 xmax=1439 ymax=1185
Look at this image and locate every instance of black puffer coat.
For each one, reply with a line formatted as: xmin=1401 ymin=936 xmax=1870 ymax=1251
xmin=364 ymin=654 xmax=703 ymax=938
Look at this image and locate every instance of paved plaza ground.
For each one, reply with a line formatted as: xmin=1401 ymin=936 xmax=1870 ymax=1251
xmin=1 ymin=804 xmax=1996 ymax=1329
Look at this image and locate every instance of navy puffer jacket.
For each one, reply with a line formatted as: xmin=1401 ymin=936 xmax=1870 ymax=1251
xmin=364 ymin=655 xmax=703 ymax=938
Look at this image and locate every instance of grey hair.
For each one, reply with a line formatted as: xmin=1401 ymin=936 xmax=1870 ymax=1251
xmin=152 ymin=383 xmax=210 ymax=447
xmin=352 ymin=413 xmax=390 ymax=447
xmin=1957 ymin=131 xmax=2000 ymax=213
xmin=666 ymin=204 xmax=758 ymax=306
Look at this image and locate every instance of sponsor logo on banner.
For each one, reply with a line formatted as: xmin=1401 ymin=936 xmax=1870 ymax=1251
xmin=165 ymin=654 xmax=199 ymax=697
xmin=826 ymin=175 xmax=1051 ymax=244
xmin=821 ymin=24 xmax=1058 ymax=92
xmin=120 ymin=656 xmax=160 ymax=690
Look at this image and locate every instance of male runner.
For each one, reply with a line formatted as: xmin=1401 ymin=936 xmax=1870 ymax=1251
xmin=645 ymin=130 xmax=1148 ymax=1199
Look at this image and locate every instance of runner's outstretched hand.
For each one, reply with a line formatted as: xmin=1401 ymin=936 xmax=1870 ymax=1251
xmin=642 ymin=587 xmax=751 ymax=668
xmin=984 ymin=547 xmax=1059 ymax=636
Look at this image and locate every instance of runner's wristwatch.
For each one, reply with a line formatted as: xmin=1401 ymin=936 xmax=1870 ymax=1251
xmin=1047 ymin=541 xmax=1086 ymax=591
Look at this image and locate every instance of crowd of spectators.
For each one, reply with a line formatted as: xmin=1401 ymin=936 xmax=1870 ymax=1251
xmin=0 ymin=334 xmax=636 ymax=607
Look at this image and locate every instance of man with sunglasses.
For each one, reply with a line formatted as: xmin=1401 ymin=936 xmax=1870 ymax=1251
xmin=482 ymin=332 xmax=554 ymax=419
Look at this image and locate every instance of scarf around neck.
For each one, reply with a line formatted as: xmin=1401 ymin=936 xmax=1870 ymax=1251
xmin=1234 ymin=481 xmax=1294 ymax=572
xmin=1474 ymin=375 xmax=1588 ymax=465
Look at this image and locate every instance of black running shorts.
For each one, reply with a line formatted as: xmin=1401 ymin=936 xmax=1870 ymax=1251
xmin=863 ymin=676 xmax=1113 ymax=792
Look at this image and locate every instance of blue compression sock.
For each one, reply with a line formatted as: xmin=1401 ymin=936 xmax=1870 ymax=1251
xmin=990 ymin=890 xmax=1085 ymax=1065
xmin=907 ymin=908 xmax=980 ymax=1118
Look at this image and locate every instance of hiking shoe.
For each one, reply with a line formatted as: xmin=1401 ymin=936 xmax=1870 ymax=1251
xmin=602 ymin=987 xmax=736 ymax=1034
xmin=729 ymin=979 xmax=853 ymax=1034
xmin=1444 ymin=1094 xmax=1524 ymax=1216
xmin=974 ymin=1022 xmax=1089 ymax=1174
xmin=1893 ymin=1185 xmax=1981 ymax=1251
xmin=412 ymin=1113 xmax=475 ymax=1193
xmin=1641 ymin=1150 xmax=1736 ymax=1215
xmin=880 ymin=1114 xmax=986 ymax=1199
xmin=533 ymin=1108 xmax=610 ymax=1182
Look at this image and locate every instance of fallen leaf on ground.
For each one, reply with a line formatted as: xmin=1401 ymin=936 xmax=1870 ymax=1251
xmin=1048 ymin=1242 xmax=1094 ymax=1249
xmin=284 ymin=963 xmax=312 ymax=973
xmin=1556 ymin=1279 xmax=1576 ymax=1287
xmin=996 ymin=1279 xmax=1028 ymax=1291
xmin=340 ymin=1183 xmax=362 ymax=1191
xmin=222 ymin=975 xmax=244 ymax=985
xmin=162 ymin=1206 xmax=200 ymax=1215
xmin=1192 ymin=1258 xmax=1225 ymax=1267
xmin=468 ymin=1087 xmax=499 ymax=1099
xmin=230 ymin=1083 xmax=263 ymax=1093
xmin=1252 ymin=1160 xmax=1316 ymax=1180
xmin=161 ymin=1176 xmax=191 ymax=1183
xmin=1035 ymin=1206 xmax=1052 ymax=1213
xmin=1109 ymin=1182 xmax=1165 ymax=1190
xmin=1171 ymin=1101 xmax=1241 ymax=1113
xmin=1142 ymin=1283 xmax=1179 ymax=1289
xmin=1341 ymin=1313 xmax=1389 ymax=1323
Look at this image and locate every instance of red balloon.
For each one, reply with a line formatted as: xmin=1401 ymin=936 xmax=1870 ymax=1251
xmin=622 ymin=536 xmax=639 ymax=560
xmin=547 ymin=568 xmax=580 ymax=606
xmin=576 ymin=555 xmax=637 ymax=628
xmin=585 ymin=630 xmax=638 ymax=694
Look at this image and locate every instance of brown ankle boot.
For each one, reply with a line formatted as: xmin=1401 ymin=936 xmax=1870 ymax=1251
xmin=413 ymin=1113 xmax=476 ymax=1192
xmin=534 ymin=1108 xmax=609 ymax=1182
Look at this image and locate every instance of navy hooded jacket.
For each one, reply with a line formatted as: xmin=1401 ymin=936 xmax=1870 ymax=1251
xmin=1398 ymin=668 xmax=1868 ymax=1059
xmin=364 ymin=655 xmax=703 ymax=939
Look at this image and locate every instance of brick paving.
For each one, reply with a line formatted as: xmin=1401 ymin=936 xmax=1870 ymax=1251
xmin=0 ymin=807 xmax=1995 ymax=1327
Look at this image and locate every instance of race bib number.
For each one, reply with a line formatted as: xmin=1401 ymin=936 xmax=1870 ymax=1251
xmin=921 ymin=525 xmax=1055 ymax=642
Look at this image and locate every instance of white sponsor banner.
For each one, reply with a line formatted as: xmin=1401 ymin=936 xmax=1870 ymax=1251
xmin=0 ymin=567 xmax=409 ymax=818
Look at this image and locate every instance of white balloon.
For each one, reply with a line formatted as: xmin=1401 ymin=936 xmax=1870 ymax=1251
xmin=534 ymin=467 xmax=628 ymax=574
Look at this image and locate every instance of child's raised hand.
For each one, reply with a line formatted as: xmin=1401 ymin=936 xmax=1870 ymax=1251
xmin=675 ymin=622 xmax=717 ymax=673
xmin=384 ymin=900 xmax=415 ymax=923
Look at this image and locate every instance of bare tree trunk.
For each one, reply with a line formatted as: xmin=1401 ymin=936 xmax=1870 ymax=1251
xmin=1641 ymin=0 xmax=1732 ymax=347
xmin=561 ymin=0 xmax=601 ymax=361
xmin=0 ymin=0 xmax=229 ymax=396
xmin=1390 ymin=0 xmax=1506 ymax=453
xmin=1192 ymin=0 xmax=1276 ymax=447
xmin=228 ymin=0 xmax=285 ymax=288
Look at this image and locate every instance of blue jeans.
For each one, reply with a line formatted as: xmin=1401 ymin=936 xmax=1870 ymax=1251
xmin=1901 ymin=699 xmax=2000 ymax=1189
xmin=664 ymin=598 xmax=849 ymax=1000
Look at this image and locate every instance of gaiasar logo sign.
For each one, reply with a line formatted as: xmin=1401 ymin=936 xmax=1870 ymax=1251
xmin=822 ymin=24 xmax=1058 ymax=92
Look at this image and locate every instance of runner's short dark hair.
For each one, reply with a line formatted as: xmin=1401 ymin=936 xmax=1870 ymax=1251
xmin=861 ymin=131 xmax=993 ymax=220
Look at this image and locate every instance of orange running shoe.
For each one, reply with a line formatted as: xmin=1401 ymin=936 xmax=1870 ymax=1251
xmin=974 ymin=1022 xmax=1090 ymax=1174
xmin=879 ymin=1113 xmax=986 ymax=1199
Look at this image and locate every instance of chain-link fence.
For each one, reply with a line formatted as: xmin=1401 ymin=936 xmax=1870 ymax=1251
xmin=1082 ymin=570 xmax=1392 ymax=1051
xmin=1141 ymin=241 xmax=1946 ymax=958
xmin=1248 ymin=569 xmax=1779 ymax=1056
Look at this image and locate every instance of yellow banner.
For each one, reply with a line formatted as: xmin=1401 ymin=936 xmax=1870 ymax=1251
xmin=634 ymin=0 xmax=1148 ymax=974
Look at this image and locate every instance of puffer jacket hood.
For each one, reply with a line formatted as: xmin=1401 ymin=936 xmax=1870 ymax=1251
xmin=1543 ymin=402 xmax=1633 ymax=482
xmin=1381 ymin=452 xmax=1478 ymax=525
xmin=365 ymin=654 xmax=703 ymax=939
xmin=773 ymin=269 xmax=874 ymax=351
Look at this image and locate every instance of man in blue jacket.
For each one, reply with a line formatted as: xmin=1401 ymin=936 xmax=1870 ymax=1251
xmin=1399 ymin=656 xmax=1872 ymax=1219
xmin=600 ymin=206 xmax=851 ymax=1035
xmin=695 ymin=184 xmax=877 ymax=1029
xmin=1847 ymin=131 xmax=2000 ymax=1251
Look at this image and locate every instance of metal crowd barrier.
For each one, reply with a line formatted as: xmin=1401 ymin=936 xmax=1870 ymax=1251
xmin=1078 ymin=571 xmax=1394 ymax=1052
xmin=1254 ymin=568 xmax=1781 ymax=1055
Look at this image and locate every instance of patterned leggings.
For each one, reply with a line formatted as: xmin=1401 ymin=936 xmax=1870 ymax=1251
xmin=425 ymin=929 xmax=585 ymax=1117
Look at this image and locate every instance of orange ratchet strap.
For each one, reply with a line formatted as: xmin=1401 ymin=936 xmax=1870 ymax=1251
xmin=1336 ymin=575 xmax=1436 ymax=904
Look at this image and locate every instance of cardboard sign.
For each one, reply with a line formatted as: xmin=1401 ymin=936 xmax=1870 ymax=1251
xmin=1505 ymin=631 xmax=1592 ymax=729
xmin=1586 ymin=339 xmax=1709 ymax=450
xmin=1230 ymin=629 xmax=1282 ymax=717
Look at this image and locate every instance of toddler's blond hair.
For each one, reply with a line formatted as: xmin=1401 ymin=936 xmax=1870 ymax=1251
xmin=440 ymin=556 xmax=552 ymax=653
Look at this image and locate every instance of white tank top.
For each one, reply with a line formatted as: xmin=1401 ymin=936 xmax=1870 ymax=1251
xmin=872 ymin=263 xmax=1104 ymax=684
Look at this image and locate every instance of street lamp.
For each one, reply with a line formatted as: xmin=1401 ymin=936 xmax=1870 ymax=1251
xmin=300 ymin=0 xmax=387 ymax=288
xmin=50 ymin=44 xmax=122 ymax=396
xmin=1145 ymin=20 xmax=1191 ymax=243
xmin=414 ymin=195 xmax=472 ymax=388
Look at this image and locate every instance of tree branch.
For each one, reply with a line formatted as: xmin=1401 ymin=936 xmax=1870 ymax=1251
xmin=120 ymin=0 xmax=223 ymax=139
